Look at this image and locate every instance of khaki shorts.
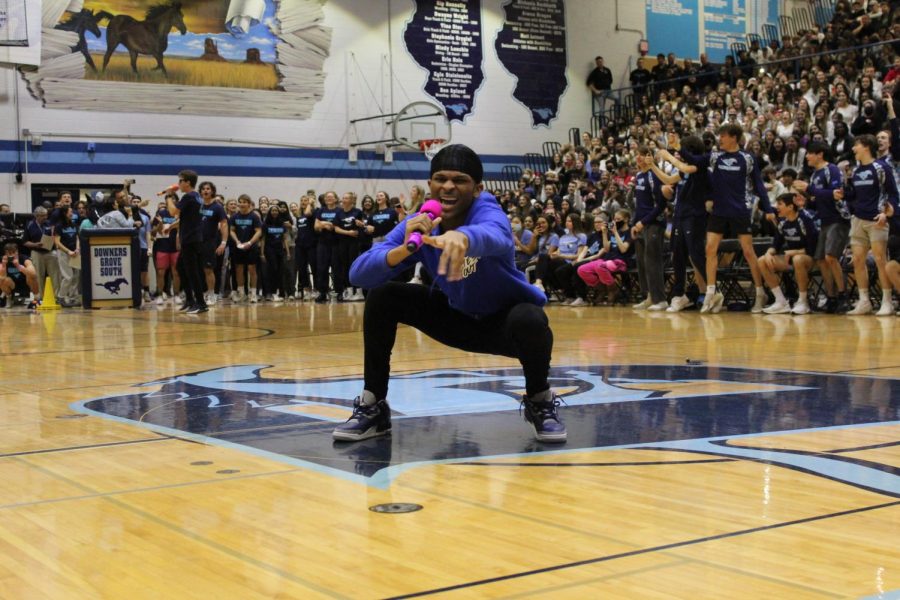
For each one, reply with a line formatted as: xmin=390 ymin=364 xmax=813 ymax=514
xmin=849 ymin=216 xmax=889 ymax=248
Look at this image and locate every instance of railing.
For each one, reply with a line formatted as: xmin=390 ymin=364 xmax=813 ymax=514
xmin=591 ymin=38 xmax=895 ymax=131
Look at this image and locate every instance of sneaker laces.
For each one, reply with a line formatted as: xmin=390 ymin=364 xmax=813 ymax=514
xmin=348 ymin=397 xmax=381 ymax=420
xmin=520 ymin=395 xmax=566 ymax=424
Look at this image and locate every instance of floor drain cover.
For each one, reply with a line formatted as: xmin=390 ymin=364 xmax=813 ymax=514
xmin=369 ymin=503 xmax=423 ymax=514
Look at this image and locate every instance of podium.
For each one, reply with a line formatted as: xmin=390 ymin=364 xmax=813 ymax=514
xmin=80 ymin=228 xmax=141 ymax=309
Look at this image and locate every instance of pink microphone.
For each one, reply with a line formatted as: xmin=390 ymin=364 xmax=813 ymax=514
xmin=157 ymin=183 xmax=179 ymax=197
xmin=406 ymin=199 xmax=443 ymax=252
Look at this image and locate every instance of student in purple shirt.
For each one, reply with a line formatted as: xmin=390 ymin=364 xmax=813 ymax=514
xmin=334 ymin=144 xmax=565 ymax=444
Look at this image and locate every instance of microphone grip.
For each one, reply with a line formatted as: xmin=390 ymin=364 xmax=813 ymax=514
xmin=406 ymin=231 xmax=423 ymax=252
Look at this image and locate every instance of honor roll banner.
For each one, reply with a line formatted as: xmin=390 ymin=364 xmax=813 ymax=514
xmin=404 ymin=0 xmax=484 ymax=122
xmin=82 ymin=229 xmax=141 ymax=308
xmin=495 ymin=0 xmax=567 ymax=127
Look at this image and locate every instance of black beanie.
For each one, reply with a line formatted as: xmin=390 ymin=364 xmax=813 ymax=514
xmin=430 ymin=144 xmax=483 ymax=183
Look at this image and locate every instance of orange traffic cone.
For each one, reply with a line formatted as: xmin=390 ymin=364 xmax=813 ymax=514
xmin=37 ymin=276 xmax=61 ymax=311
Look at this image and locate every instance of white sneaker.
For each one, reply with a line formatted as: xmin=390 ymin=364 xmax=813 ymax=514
xmin=249 ymin=293 xmax=258 ymax=304
xmin=410 ymin=276 xmax=423 ymax=285
xmin=632 ymin=297 xmax=652 ymax=310
xmin=647 ymin=301 xmax=668 ymax=311
xmin=569 ymin=297 xmax=587 ymax=307
xmin=561 ymin=298 xmax=574 ymax=305
xmin=667 ymin=295 xmax=691 ymax=312
xmin=155 ymin=294 xmax=164 ymax=306
xmin=142 ymin=290 xmax=151 ymax=302
xmin=876 ymin=302 xmax=894 ymax=316
xmin=763 ymin=300 xmax=791 ymax=314
xmin=791 ymin=300 xmax=810 ymax=315
xmin=847 ymin=299 xmax=873 ymax=315
xmin=352 ymin=291 xmax=365 ymax=301
xmin=272 ymin=293 xmax=283 ymax=303
xmin=701 ymin=292 xmax=725 ymax=314
xmin=208 ymin=293 xmax=217 ymax=306
xmin=230 ymin=290 xmax=240 ymax=302
xmin=751 ymin=294 xmax=766 ymax=314
xmin=288 ymin=294 xmax=296 ymax=301
xmin=816 ymin=295 xmax=828 ymax=309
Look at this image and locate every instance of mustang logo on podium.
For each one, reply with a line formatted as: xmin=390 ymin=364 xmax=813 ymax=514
xmin=72 ymin=364 xmax=900 ymax=493
xmin=96 ymin=277 xmax=130 ymax=295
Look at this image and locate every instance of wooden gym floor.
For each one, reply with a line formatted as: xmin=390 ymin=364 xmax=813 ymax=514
xmin=0 ymin=302 xmax=898 ymax=599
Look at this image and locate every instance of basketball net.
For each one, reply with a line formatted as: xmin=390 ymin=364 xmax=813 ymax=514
xmin=418 ymin=138 xmax=448 ymax=161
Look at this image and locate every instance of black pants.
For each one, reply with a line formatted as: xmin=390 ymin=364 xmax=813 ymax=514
xmin=671 ymin=215 xmax=707 ymax=297
xmin=364 ymin=282 xmax=553 ymax=399
xmin=316 ymin=243 xmax=341 ymax=294
xmin=264 ymin=249 xmax=285 ymax=296
xmin=295 ymin=244 xmax=316 ymax=292
xmin=178 ymin=240 xmax=205 ymax=306
xmin=535 ymin=255 xmax=581 ymax=298
xmin=336 ymin=238 xmax=359 ymax=293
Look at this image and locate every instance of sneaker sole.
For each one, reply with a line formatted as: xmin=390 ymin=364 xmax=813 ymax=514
xmin=332 ymin=426 xmax=391 ymax=442
xmin=532 ymin=426 xmax=567 ymax=443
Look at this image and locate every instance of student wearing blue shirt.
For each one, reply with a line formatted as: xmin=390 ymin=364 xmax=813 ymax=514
xmin=22 ymin=206 xmax=58 ymax=305
xmin=167 ymin=169 xmax=208 ymax=314
xmin=52 ymin=205 xmax=81 ymax=307
xmin=229 ymin=194 xmax=263 ymax=303
xmin=313 ymin=191 xmax=342 ymax=303
xmin=673 ymin=123 xmax=777 ymax=313
xmin=533 ymin=213 xmax=587 ymax=304
xmin=795 ymin=141 xmax=850 ymax=312
xmin=758 ymin=193 xmax=819 ymax=314
xmin=260 ymin=205 xmax=288 ymax=301
xmin=294 ymin=195 xmax=317 ymax=300
xmin=334 ymin=144 xmax=565 ymax=443
xmin=511 ymin=215 xmax=534 ymax=271
xmin=334 ymin=192 xmax=365 ymax=301
xmin=526 ymin=215 xmax=559 ymax=290
xmin=198 ymin=182 xmax=228 ymax=305
xmin=654 ymin=136 xmax=709 ymax=312
xmin=835 ymin=134 xmax=900 ymax=315
xmin=630 ymin=146 xmax=668 ymax=311
xmin=152 ymin=199 xmax=180 ymax=304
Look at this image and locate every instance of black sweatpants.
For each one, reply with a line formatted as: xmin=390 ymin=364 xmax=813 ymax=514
xmin=335 ymin=238 xmax=359 ymax=293
xmin=316 ymin=243 xmax=341 ymax=295
xmin=264 ymin=248 xmax=285 ymax=296
xmin=671 ymin=214 xmax=707 ymax=297
xmin=178 ymin=240 xmax=205 ymax=307
xmin=363 ymin=282 xmax=553 ymax=399
xmin=634 ymin=223 xmax=666 ymax=304
xmin=295 ymin=244 xmax=316 ymax=292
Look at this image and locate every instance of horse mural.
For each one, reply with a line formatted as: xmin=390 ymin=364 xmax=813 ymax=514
xmin=55 ymin=8 xmax=113 ymax=72
xmin=102 ymin=1 xmax=187 ymax=77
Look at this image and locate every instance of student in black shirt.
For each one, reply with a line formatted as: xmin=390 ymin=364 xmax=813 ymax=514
xmin=229 ymin=194 xmax=263 ymax=303
xmin=313 ymin=191 xmax=341 ymax=303
xmin=335 ymin=192 xmax=364 ymax=301
xmin=358 ymin=195 xmax=376 ymax=255
xmin=167 ymin=169 xmax=208 ymax=314
xmin=294 ymin=195 xmax=317 ymax=300
xmin=260 ymin=205 xmax=288 ymax=301
xmin=367 ymin=191 xmax=399 ymax=242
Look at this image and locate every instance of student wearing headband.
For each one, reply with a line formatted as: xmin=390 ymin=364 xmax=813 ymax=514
xmin=334 ymin=144 xmax=567 ymax=444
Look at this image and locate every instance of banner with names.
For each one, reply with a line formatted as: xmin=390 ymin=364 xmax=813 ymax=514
xmin=404 ymin=0 xmax=484 ymax=122
xmin=495 ymin=0 xmax=567 ymax=127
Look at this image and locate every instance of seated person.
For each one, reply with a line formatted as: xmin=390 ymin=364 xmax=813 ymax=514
xmin=759 ymin=193 xmax=819 ymax=314
xmin=577 ymin=210 xmax=634 ymax=303
xmin=0 ymin=242 xmax=38 ymax=309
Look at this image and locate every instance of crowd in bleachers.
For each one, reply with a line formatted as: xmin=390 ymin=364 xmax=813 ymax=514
xmin=487 ymin=0 xmax=900 ymax=315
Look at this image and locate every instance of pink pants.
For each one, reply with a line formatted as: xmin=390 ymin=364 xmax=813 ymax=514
xmin=577 ymin=259 xmax=627 ymax=287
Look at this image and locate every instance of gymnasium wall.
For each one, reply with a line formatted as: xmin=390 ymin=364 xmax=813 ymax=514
xmin=0 ymin=1 xmax=800 ymax=211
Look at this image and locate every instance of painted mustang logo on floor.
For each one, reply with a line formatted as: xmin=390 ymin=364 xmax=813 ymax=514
xmin=73 ymin=364 xmax=900 ymax=492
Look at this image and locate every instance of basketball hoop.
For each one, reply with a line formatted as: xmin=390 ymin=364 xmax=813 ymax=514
xmin=418 ymin=138 xmax=447 ymax=161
